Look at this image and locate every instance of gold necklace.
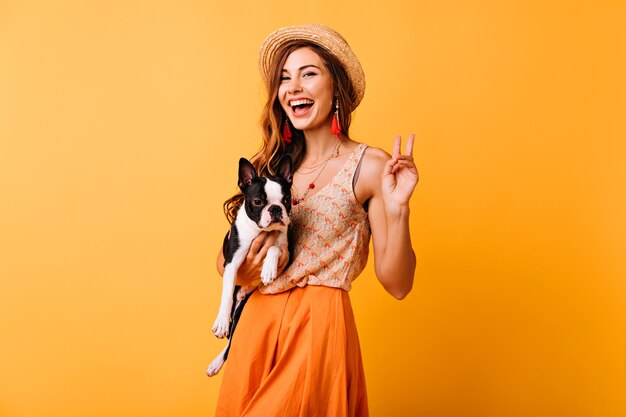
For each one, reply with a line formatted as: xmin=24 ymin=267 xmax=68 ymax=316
xmin=292 ymin=139 xmax=342 ymax=205
xmin=296 ymin=158 xmax=330 ymax=175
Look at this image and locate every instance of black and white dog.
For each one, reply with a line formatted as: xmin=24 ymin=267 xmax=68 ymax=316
xmin=206 ymin=155 xmax=293 ymax=377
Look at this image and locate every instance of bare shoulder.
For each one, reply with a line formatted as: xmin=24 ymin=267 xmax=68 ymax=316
xmin=354 ymin=144 xmax=391 ymax=202
xmin=362 ymin=146 xmax=390 ymax=168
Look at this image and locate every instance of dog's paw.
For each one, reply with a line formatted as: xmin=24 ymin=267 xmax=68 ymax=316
xmin=212 ymin=315 xmax=230 ymax=339
xmin=260 ymin=263 xmax=277 ymax=285
xmin=206 ymin=356 xmax=225 ymax=377
xmin=260 ymin=246 xmax=281 ymax=285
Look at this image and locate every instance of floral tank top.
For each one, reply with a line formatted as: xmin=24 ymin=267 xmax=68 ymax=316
xmin=260 ymin=144 xmax=371 ymax=294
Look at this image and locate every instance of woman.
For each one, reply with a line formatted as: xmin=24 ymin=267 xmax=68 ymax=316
xmin=214 ymin=24 xmax=418 ymax=416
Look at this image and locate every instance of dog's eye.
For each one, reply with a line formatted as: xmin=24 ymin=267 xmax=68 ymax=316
xmin=253 ymin=199 xmax=263 ymax=206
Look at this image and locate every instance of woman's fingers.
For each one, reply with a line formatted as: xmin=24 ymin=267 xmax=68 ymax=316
xmin=392 ymin=135 xmax=401 ymax=157
xmin=247 ymin=231 xmax=275 ymax=263
xmin=235 ymin=230 xmax=289 ymax=286
xmin=391 ymin=133 xmax=415 ymax=158
xmin=253 ymin=231 xmax=279 ymax=264
xmin=405 ymin=133 xmax=415 ymax=156
xmin=383 ymin=156 xmax=397 ymax=176
xmin=387 ymin=155 xmax=416 ymax=172
xmin=246 ymin=232 xmax=267 ymax=262
xmin=391 ymin=155 xmax=414 ymax=162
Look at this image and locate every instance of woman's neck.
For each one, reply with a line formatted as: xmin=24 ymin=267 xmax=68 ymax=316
xmin=301 ymin=121 xmax=341 ymax=162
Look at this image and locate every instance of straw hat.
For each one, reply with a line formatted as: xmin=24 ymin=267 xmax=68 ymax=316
xmin=258 ymin=24 xmax=366 ymax=111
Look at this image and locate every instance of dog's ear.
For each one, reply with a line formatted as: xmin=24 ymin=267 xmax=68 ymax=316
xmin=238 ymin=158 xmax=257 ymax=190
xmin=276 ymin=154 xmax=293 ymax=185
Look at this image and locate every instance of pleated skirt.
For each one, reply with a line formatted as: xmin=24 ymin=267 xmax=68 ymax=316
xmin=215 ymin=285 xmax=369 ymax=417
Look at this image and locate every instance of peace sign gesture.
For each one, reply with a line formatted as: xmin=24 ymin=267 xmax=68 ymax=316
xmin=382 ymin=133 xmax=419 ymax=211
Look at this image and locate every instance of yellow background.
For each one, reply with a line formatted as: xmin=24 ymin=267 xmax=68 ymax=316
xmin=1 ymin=1 xmax=625 ymax=416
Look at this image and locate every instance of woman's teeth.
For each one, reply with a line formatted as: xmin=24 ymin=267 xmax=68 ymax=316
xmin=290 ymin=99 xmax=314 ymax=113
xmin=290 ymin=99 xmax=314 ymax=106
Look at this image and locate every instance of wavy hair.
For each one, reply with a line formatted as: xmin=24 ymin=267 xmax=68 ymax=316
xmin=223 ymin=40 xmax=358 ymax=224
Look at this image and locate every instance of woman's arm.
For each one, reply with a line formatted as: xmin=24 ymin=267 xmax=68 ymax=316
xmin=356 ymin=135 xmax=419 ymax=299
xmin=215 ymin=231 xmax=289 ymax=286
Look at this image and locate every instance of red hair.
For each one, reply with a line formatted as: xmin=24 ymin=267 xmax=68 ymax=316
xmin=223 ymin=41 xmax=358 ymax=224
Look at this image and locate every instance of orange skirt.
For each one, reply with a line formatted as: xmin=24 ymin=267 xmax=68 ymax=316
xmin=216 ymin=285 xmax=368 ymax=417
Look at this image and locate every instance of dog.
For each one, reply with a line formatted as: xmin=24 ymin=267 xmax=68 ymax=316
xmin=206 ymin=154 xmax=293 ymax=377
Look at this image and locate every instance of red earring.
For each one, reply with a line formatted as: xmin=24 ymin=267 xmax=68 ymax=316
xmin=282 ymin=117 xmax=292 ymax=143
xmin=331 ymin=99 xmax=342 ymax=139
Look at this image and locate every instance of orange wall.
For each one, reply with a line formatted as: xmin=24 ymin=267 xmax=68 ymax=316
xmin=1 ymin=1 xmax=625 ymax=416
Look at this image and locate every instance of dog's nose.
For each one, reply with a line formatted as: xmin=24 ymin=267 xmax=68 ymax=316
xmin=268 ymin=205 xmax=282 ymax=219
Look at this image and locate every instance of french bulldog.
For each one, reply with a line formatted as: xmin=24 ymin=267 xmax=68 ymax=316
xmin=207 ymin=154 xmax=293 ymax=377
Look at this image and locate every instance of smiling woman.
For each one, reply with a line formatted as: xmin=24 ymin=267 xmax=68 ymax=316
xmin=279 ymin=49 xmax=335 ymax=133
xmin=213 ymin=24 xmax=418 ymax=417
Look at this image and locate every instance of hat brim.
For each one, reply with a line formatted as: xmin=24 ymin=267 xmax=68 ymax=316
xmin=258 ymin=24 xmax=365 ymax=112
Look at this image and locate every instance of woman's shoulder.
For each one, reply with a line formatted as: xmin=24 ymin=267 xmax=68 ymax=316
xmin=350 ymin=141 xmax=391 ymax=198
xmin=351 ymin=142 xmax=390 ymax=171
xmin=343 ymin=140 xmax=389 ymax=161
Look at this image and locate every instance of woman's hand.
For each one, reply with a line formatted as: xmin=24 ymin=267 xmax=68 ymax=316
xmin=231 ymin=231 xmax=289 ymax=287
xmin=382 ymin=133 xmax=419 ymax=213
